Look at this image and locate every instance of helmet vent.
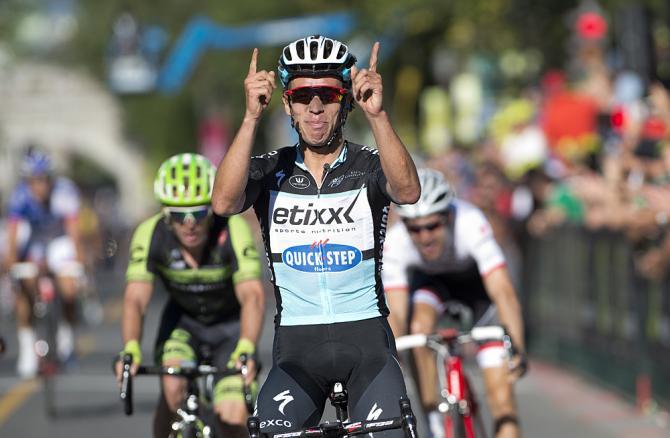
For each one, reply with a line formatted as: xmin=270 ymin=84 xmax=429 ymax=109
xmin=395 ymin=168 xmax=455 ymax=219
xmin=338 ymin=45 xmax=347 ymax=58
xmin=155 ymin=153 xmax=215 ymax=206
xmin=278 ymin=36 xmax=357 ymax=88
xmin=324 ymin=39 xmax=333 ymax=58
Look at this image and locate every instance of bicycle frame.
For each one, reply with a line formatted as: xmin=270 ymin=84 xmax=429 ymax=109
xmin=435 ymin=340 xmax=477 ymax=438
xmin=119 ymin=354 xmax=251 ymax=438
xmin=396 ymin=326 xmax=511 ymax=438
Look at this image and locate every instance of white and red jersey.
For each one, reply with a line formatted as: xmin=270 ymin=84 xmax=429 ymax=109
xmin=382 ymin=199 xmax=506 ymax=292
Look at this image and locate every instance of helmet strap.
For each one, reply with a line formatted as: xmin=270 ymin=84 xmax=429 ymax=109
xmin=292 ymin=100 xmax=349 ymax=150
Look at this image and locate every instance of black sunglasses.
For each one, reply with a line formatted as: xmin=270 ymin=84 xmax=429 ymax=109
xmin=165 ymin=207 xmax=211 ymax=225
xmin=405 ymin=221 xmax=444 ymax=234
xmin=284 ymin=86 xmax=348 ymax=105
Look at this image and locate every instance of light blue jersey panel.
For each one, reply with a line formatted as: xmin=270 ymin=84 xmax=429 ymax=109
xmin=276 ymin=258 xmax=380 ymax=325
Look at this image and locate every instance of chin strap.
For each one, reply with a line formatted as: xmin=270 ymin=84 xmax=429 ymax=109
xmin=291 ymin=99 xmax=350 ymax=149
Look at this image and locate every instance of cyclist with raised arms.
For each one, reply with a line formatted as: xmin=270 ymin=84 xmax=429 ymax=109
xmin=383 ymin=168 xmax=527 ymax=438
xmin=115 ymin=153 xmax=265 ymax=438
xmin=5 ymin=149 xmax=84 ymax=378
xmin=212 ymin=36 xmax=420 ymax=437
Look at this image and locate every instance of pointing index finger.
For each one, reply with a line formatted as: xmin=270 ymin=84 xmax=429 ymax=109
xmin=369 ymin=42 xmax=380 ymax=72
xmin=249 ymin=48 xmax=258 ymax=75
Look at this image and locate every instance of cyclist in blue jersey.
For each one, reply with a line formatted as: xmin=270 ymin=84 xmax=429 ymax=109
xmin=212 ymin=35 xmax=420 ymax=437
xmin=4 ymin=149 xmax=84 ymax=378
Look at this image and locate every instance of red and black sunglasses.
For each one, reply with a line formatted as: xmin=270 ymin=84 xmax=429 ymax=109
xmin=284 ymin=86 xmax=348 ymax=105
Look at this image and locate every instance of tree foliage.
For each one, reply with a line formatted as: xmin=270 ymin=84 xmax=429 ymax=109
xmin=6 ymin=0 xmax=668 ymax=164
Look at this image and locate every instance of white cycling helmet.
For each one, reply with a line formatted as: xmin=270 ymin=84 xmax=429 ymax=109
xmin=278 ymin=35 xmax=357 ymax=88
xmin=395 ymin=168 xmax=456 ymax=219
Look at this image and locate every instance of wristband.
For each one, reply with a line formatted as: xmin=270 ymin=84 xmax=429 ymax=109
xmin=228 ymin=338 xmax=255 ymax=368
xmin=121 ymin=339 xmax=142 ymax=365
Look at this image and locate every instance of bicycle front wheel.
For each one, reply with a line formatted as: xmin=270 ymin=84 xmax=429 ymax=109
xmin=38 ymin=300 xmax=59 ymax=418
xmin=444 ymin=408 xmax=467 ymax=438
xmin=171 ymin=421 xmax=208 ymax=438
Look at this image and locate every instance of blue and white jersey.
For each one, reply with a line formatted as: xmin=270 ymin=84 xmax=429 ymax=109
xmin=242 ymin=142 xmax=392 ymax=326
xmin=7 ymin=177 xmax=80 ymax=246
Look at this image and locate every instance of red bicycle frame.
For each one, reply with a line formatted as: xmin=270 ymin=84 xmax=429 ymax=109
xmin=443 ymin=354 xmax=476 ymax=438
xmin=396 ymin=326 xmax=510 ymax=438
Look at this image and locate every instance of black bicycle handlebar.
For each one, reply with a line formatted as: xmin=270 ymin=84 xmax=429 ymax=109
xmin=118 ymin=353 xmax=250 ymax=417
xmin=249 ymin=396 xmax=418 ymax=438
xmin=120 ymin=354 xmax=133 ymax=416
xmin=136 ymin=363 xmax=243 ymax=378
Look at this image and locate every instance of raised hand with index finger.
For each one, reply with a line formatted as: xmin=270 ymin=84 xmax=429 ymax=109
xmin=244 ymin=48 xmax=277 ymax=121
xmin=350 ymin=42 xmax=384 ymax=118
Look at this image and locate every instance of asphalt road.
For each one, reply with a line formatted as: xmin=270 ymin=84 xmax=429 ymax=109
xmin=0 ymin=270 xmax=668 ymax=438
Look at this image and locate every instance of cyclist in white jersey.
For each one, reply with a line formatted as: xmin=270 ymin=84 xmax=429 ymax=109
xmin=212 ymin=35 xmax=420 ymax=437
xmin=383 ymin=169 xmax=526 ymax=438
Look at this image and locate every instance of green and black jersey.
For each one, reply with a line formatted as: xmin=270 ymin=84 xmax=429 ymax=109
xmin=126 ymin=214 xmax=261 ymax=325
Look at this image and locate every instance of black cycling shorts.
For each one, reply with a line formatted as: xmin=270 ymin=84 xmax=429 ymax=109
xmin=154 ymin=299 xmax=239 ymax=373
xmin=409 ymin=264 xmax=494 ymax=324
xmin=254 ymin=317 xmax=407 ymax=438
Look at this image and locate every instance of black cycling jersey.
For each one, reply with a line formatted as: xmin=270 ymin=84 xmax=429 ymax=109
xmin=242 ymin=142 xmax=392 ymax=326
xmin=243 ymin=141 xmax=408 ymax=437
xmin=126 ymin=213 xmax=261 ymax=325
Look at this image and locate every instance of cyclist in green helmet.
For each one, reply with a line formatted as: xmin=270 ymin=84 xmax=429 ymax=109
xmin=115 ymin=153 xmax=265 ymax=438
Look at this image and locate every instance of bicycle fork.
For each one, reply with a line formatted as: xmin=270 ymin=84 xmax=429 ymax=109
xmin=172 ymin=394 xmax=212 ymax=438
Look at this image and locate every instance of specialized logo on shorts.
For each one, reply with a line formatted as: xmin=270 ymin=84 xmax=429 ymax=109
xmin=289 ymin=175 xmax=310 ymax=190
xmin=282 ymin=241 xmax=362 ymax=272
xmin=367 ymin=403 xmax=383 ymax=420
xmin=273 ymin=390 xmax=294 ymax=415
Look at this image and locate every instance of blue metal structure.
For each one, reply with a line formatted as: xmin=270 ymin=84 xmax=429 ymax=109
xmin=157 ymin=12 xmax=356 ymax=94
